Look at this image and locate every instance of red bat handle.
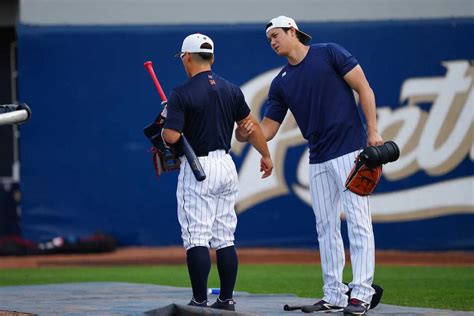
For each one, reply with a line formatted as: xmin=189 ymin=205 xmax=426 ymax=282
xmin=144 ymin=61 xmax=167 ymax=102
xmin=143 ymin=59 xmax=207 ymax=182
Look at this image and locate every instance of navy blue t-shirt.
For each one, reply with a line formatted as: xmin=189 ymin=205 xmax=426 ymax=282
xmin=264 ymin=43 xmax=367 ymax=163
xmin=164 ymin=71 xmax=250 ymax=156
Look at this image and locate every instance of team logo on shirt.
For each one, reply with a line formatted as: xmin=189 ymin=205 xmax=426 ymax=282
xmin=208 ymin=74 xmax=216 ymax=85
xmin=232 ymin=60 xmax=474 ymax=222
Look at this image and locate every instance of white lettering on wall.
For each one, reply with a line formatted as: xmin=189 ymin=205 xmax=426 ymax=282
xmin=234 ymin=61 xmax=474 ymax=220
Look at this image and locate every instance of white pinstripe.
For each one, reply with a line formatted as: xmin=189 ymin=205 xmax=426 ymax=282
xmin=309 ymin=150 xmax=375 ymax=306
xmin=177 ymin=150 xmax=239 ymax=250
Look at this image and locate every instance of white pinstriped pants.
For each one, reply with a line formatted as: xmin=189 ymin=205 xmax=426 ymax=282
xmin=309 ymin=150 xmax=375 ymax=306
xmin=177 ymin=150 xmax=239 ymax=251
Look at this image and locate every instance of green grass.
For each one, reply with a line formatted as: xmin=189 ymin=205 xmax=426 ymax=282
xmin=1 ymin=264 xmax=473 ymax=311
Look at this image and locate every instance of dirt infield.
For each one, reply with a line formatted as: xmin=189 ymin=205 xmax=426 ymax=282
xmin=1 ymin=247 xmax=473 ymax=268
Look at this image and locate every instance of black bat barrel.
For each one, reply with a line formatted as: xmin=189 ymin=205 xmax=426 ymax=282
xmin=181 ymin=135 xmax=206 ymax=182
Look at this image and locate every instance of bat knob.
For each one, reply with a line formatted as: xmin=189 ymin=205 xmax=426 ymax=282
xmin=144 ymin=61 xmax=152 ymax=68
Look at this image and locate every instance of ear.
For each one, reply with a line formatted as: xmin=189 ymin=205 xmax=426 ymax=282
xmin=181 ymin=53 xmax=190 ymax=64
xmin=289 ymin=27 xmax=298 ymax=38
xmin=182 ymin=53 xmax=189 ymax=63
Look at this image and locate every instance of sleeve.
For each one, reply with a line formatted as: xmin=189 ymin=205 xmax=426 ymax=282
xmin=328 ymin=43 xmax=358 ymax=76
xmin=263 ymin=79 xmax=288 ymax=123
xmin=234 ymin=87 xmax=251 ymax=122
xmin=163 ymin=90 xmax=185 ymax=133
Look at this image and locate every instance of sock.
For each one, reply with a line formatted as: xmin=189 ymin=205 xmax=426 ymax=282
xmin=216 ymin=245 xmax=238 ymax=300
xmin=186 ymin=246 xmax=210 ymax=303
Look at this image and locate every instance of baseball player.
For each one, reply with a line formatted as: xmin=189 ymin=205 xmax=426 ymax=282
xmin=161 ymin=33 xmax=273 ymax=311
xmin=237 ymin=16 xmax=383 ymax=315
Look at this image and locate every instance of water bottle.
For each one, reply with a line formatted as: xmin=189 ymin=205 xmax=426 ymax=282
xmin=207 ymin=288 xmax=234 ymax=295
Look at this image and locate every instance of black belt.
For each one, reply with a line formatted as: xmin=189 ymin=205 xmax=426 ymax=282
xmin=196 ymin=149 xmax=230 ymax=157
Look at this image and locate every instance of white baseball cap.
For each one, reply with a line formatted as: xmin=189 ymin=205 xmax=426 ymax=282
xmin=265 ymin=16 xmax=312 ymax=45
xmin=175 ymin=33 xmax=214 ymax=57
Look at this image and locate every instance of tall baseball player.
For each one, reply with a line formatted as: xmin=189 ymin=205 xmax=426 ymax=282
xmin=161 ymin=33 xmax=273 ymax=311
xmin=237 ymin=16 xmax=383 ymax=315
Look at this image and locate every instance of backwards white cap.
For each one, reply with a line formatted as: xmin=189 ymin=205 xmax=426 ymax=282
xmin=265 ymin=16 xmax=312 ymax=45
xmin=176 ymin=33 xmax=214 ymax=57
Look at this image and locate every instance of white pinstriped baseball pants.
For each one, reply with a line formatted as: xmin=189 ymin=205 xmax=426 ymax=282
xmin=309 ymin=150 xmax=375 ymax=306
xmin=177 ymin=150 xmax=239 ymax=251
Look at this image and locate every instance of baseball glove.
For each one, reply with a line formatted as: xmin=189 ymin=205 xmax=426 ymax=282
xmin=143 ymin=105 xmax=181 ymax=177
xmin=345 ymin=152 xmax=382 ymax=196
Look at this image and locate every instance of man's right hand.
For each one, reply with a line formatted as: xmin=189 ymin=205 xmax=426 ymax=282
xmin=235 ymin=119 xmax=254 ymax=142
xmin=260 ymin=156 xmax=273 ymax=178
xmin=160 ymin=101 xmax=168 ymax=118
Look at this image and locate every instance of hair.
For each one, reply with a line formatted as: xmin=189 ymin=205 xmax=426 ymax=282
xmin=191 ymin=42 xmax=213 ymax=62
xmin=281 ymin=27 xmax=307 ymax=45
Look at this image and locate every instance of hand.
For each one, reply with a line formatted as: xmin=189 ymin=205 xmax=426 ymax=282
xmin=368 ymin=131 xmax=384 ymax=147
xmin=260 ymin=156 xmax=273 ymax=178
xmin=235 ymin=119 xmax=254 ymax=142
xmin=160 ymin=101 xmax=168 ymax=118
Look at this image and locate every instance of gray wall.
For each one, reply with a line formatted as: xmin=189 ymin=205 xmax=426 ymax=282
xmin=20 ymin=0 xmax=474 ymax=25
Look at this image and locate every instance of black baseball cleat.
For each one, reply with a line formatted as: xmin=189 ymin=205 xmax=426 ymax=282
xmin=301 ymin=299 xmax=344 ymax=313
xmin=209 ymin=297 xmax=236 ymax=311
xmin=343 ymin=298 xmax=370 ymax=315
xmin=187 ymin=297 xmax=208 ymax=307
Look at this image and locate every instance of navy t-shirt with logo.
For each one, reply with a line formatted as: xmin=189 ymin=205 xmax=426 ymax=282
xmin=164 ymin=71 xmax=250 ymax=156
xmin=264 ymin=43 xmax=367 ymax=163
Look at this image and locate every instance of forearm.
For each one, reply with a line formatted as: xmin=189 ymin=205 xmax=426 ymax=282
xmin=235 ymin=116 xmax=278 ymax=143
xmin=358 ymin=87 xmax=378 ymax=134
xmin=260 ymin=123 xmax=273 ymax=141
xmin=248 ymin=124 xmax=271 ymax=158
xmin=261 ymin=117 xmax=279 ymax=141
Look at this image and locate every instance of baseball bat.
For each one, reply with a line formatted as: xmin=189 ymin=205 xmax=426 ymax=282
xmin=144 ymin=61 xmax=206 ymax=182
xmin=0 ymin=103 xmax=32 ymax=126
xmin=283 ymin=304 xmax=302 ymax=311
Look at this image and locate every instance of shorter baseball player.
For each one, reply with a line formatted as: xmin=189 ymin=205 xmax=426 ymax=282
xmin=161 ymin=33 xmax=273 ymax=311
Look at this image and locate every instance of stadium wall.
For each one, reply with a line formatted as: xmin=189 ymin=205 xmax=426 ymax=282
xmin=16 ymin=3 xmax=474 ymax=250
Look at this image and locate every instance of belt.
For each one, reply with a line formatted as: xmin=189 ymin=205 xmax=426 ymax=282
xmin=196 ymin=149 xmax=230 ymax=157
